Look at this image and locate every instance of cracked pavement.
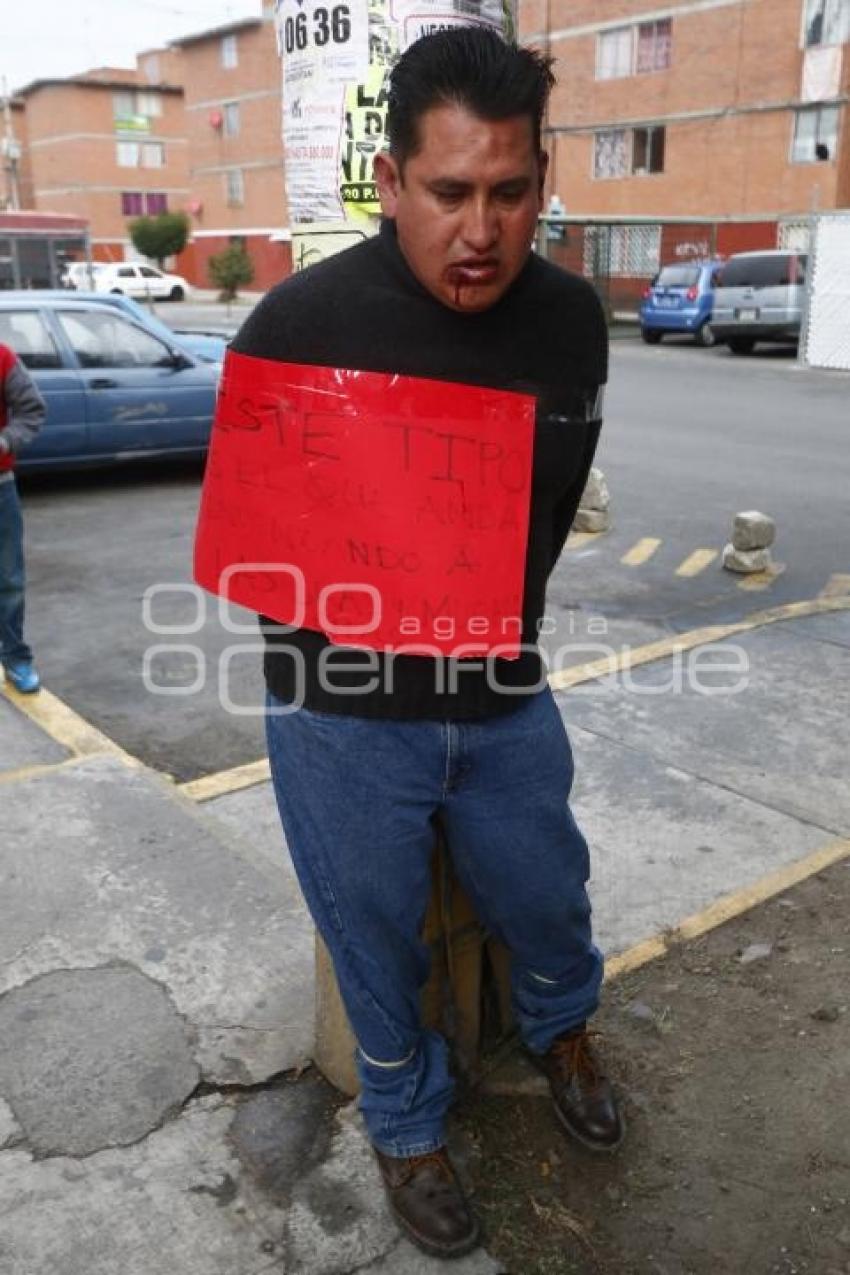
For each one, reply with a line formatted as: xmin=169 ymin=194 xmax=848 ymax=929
xmin=1 ymin=606 xmax=849 ymax=1272
xmin=0 ymin=702 xmax=502 ymax=1274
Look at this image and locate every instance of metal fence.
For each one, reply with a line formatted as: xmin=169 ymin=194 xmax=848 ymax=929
xmin=536 ymin=214 xmax=813 ymax=318
xmin=800 ymin=213 xmax=850 ymax=372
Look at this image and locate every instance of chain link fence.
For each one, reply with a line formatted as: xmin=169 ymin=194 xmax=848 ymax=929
xmin=800 ymin=212 xmax=850 ymax=372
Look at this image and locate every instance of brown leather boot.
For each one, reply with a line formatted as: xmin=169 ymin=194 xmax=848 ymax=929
xmin=534 ymin=1026 xmax=625 ymax=1152
xmin=373 ymin=1146 xmax=481 ymax=1258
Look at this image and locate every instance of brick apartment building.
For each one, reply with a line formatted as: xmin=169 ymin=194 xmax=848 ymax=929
xmin=169 ymin=11 xmax=292 ymax=291
xmin=5 ymin=0 xmax=847 ymax=294
xmin=15 ymin=65 xmax=188 ymax=265
xmin=520 ymin=0 xmax=849 ymax=244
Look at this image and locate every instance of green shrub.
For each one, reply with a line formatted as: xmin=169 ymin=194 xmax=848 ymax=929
xmin=127 ymin=212 xmax=189 ymax=268
xmin=208 ymin=242 xmax=255 ymax=302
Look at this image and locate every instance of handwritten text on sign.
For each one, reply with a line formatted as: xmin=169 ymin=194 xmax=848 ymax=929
xmin=193 ymin=352 xmax=535 ymax=658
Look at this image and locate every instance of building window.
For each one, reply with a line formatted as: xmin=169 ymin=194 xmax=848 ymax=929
xmin=113 ymin=89 xmax=163 ymax=129
xmin=594 ymin=130 xmax=629 ymax=178
xmin=792 ymin=104 xmax=840 ymax=160
xmin=222 ymin=102 xmax=240 ymax=137
xmin=597 ymin=20 xmax=673 ymax=78
xmin=594 ymin=127 xmax=666 ymax=179
xmin=117 ymin=141 xmax=140 ymax=167
xmin=803 ymin=0 xmax=850 ymax=46
xmin=225 ymin=169 xmax=245 ymax=206
xmin=637 ymin=19 xmax=673 ymax=72
xmin=141 ymin=142 xmax=165 ymax=168
xmin=136 ymin=90 xmax=162 ymax=118
xmin=145 ymin=192 xmax=168 ymax=214
xmin=221 ymin=34 xmax=238 ymax=67
xmin=596 ymin=27 xmax=633 ymax=80
xmin=142 ymin=54 xmax=161 ymax=83
xmin=632 ymin=126 xmax=666 ymax=173
xmin=113 ymin=90 xmax=135 ymax=120
xmin=121 ymin=191 xmax=144 ymax=216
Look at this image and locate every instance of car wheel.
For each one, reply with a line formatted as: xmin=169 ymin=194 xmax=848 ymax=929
xmin=641 ymin=328 xmax=663 ymax=345
xmin=695 ymin=321 xmax=716 ymax=348
xmin=170 ymin=286 xmax=185 ymax=301
xmin=110 ymin=287 xmax=123 ymax=295
xmin=728 ymin=337 xmax=756 ymax=355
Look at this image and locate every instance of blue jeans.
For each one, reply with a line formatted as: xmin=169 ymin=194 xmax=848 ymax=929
xmin=0 ymin=479 xmax=32 ymax=666
xmin=265 ymin=686 xmax=603 ymax=1158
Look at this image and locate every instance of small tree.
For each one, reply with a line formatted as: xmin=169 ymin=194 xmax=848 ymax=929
xmin=208 ymin=242 xmax=254 ymax=302
xmin=128 ymin=212 xmax=190 ymax=268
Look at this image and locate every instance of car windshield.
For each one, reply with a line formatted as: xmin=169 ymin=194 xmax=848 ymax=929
xmin=656 ymin=265 xmax=701 ymax=287
xmin=719 ymin=255 xmax=807 ymax=287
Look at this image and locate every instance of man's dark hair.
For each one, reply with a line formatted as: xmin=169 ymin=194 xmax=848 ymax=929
xmin=387 ymin=26 xmax=555 ymax=168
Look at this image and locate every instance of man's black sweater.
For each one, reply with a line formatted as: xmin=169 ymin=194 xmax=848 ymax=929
xmin=231 ymin=219 xmax=607 ymax=720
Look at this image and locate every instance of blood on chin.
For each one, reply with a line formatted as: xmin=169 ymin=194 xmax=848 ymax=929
xmin=444 ymin=272 xmax=500 ymax=311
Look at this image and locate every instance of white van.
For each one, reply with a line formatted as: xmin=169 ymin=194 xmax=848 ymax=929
xmin=711 ymin=250 xmax=808 ymax=355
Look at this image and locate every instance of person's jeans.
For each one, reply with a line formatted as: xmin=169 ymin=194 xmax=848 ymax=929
xmin=0 ymin=479 xmax=32 ymax=666
xmin=265 ymin=685 xmax=603 ymax=1158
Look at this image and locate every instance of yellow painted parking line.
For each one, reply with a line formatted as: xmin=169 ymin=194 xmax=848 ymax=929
xmin=820 ymin=573 xmax=850 ymax=599
xmin=607 ymin=836 xmax=850 ymax=981
xmin=180 ymin=757 xmax=271 ymax=802
xmin=621 ymin=537 xmax=661 ymax=567
xmin=548 ymin=593 xmax=850 ymax=692
xmin=564 ymin=531 xmax=601 ymax=551
xmin=675 ymin=547 xmax=719 ymax=578
xmin=0 ymin=756 xmax=95 ymax=787
xmin=737 ymin=562 xmax=786 ymax=591
xmin=1 ymin=683 xmax=140 ymax=766
xmin=5 ymin=593 xmax=847 ymax=799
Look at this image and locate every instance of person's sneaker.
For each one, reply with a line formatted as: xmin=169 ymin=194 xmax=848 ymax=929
xmin=3 ymin=661 xmax=41 ymax=694
xmin=533 ymin=1026 xmax=625 ymax=1152
xmin=373 ymin=1146 xmax=481 ymax=1259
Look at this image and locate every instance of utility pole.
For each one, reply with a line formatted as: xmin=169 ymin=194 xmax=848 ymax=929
xmin=1 ymin=76 xmax=22 ymax=211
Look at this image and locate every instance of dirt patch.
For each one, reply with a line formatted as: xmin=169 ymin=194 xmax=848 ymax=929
xmin=459 ymin=859 xmax=850 ymax=1275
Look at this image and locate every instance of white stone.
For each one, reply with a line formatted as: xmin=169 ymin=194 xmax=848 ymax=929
xmin=581 ymin=466 xmax=610 ymax=512
xmin=722 ymin=544 xmax=772 ymax=574
xmin=0 ymin=1096 xmax=24 ymax=1150
xmin=574 ymin=508 xmax=610 ymax=533
xmin=740 ymin=942 xmax=773 ymax=965
xmin=733 ymin=511 xmax=776 ymax=552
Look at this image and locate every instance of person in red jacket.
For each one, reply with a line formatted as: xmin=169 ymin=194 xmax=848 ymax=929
xmin=0 ymin=343 xmax=46 ymax=693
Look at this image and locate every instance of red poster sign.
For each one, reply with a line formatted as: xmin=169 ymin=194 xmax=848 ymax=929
xmin=193 ymin=351 xmax=535 ymax=659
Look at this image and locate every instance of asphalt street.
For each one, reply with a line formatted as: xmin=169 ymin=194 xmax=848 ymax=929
xmin=17 ymin=334 xmax=850 ymax=781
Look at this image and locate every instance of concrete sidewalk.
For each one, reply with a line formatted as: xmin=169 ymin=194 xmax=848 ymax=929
xmin=1 ymin=603 xmax=848 ymax=1274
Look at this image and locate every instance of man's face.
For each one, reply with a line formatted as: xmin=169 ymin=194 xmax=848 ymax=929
xmin=374 ymin=103 xmax=547 ymax=313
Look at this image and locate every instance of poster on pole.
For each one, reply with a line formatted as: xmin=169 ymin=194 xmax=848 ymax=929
xmin=276 ymin=0 xmax=517 ymax=264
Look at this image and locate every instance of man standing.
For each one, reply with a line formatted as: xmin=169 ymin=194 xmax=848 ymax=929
xmin=0 ymin=343 xmax=45 ymax=694
xmin=229 ymin=28 xmax=622 ymax=1258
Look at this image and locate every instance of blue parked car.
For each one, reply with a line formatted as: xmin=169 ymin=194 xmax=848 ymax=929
xmin=0 ymin=296 xmax=220 ymax=471
xmin=639 ymin=259 xmax=724 ymax=347
xmin=15 ymin=289 xmax=231 ymax=366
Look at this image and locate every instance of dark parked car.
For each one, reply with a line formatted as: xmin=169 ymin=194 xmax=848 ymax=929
xmin=640 ymin=259 xmax=724 ymax=347
xmin=0 ymin=296 xmax=219 ymax=471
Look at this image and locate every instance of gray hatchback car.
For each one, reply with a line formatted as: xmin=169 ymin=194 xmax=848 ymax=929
xmin=711 ymin=250 xmax=808 ymax=354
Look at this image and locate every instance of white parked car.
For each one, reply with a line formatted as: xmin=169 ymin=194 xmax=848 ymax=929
xmin=86 ymin=262 xmax=192 ymax=301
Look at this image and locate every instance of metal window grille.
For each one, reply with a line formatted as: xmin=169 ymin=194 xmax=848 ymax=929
xmin=583 ymin=224 xmax=661 ymax=278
